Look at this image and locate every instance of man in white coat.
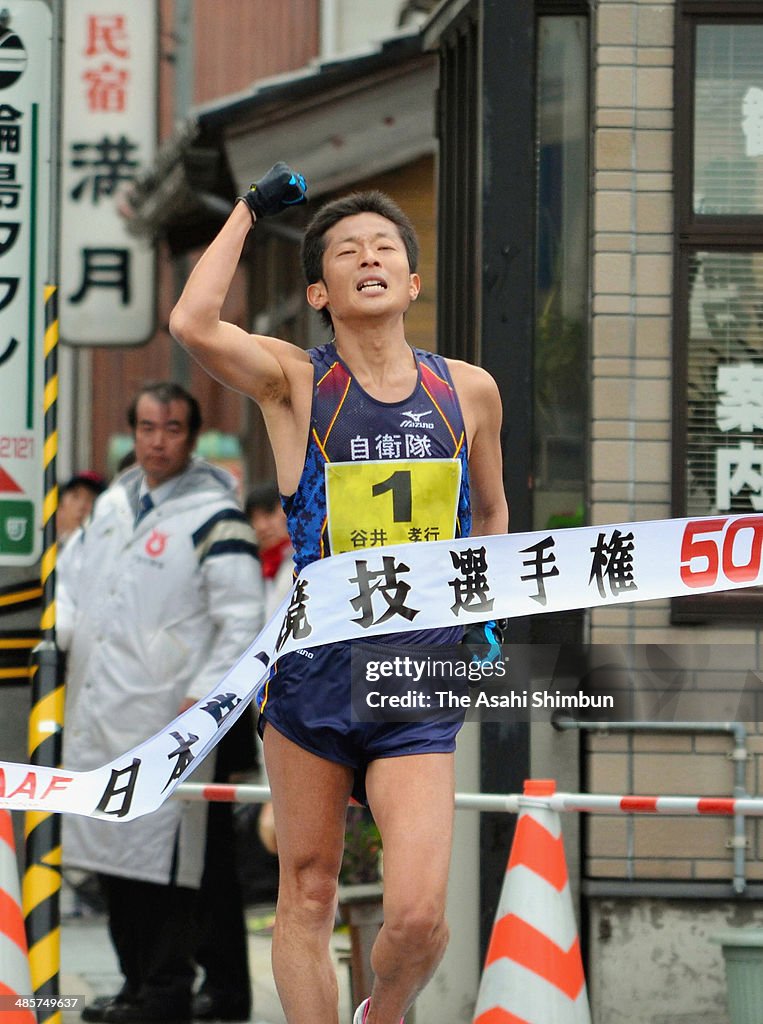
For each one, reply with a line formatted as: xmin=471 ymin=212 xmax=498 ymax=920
xmin=58 ymin=382 xmax=264 ymax=1024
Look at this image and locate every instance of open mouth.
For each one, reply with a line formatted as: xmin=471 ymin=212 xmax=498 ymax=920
xmin=357 ymin=279 xmax=387 ymax=293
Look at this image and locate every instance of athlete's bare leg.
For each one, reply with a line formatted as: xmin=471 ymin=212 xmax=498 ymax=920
xmin=363 ymin=752 xmax=455 ymax=1023
xmin=263 ymin=724 xmax=354 ymax=1024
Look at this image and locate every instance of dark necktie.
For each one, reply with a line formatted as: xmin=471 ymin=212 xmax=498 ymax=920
xmin=135 ymin=492 xmax=154 ymax=527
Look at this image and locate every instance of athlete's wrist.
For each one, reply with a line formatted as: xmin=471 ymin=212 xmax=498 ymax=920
xmin=235 ymin=196 xmax=257 ymax=229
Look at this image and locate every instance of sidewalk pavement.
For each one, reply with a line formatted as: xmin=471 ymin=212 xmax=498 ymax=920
xmin=59 ymin=900 xmax=353 ymax=1024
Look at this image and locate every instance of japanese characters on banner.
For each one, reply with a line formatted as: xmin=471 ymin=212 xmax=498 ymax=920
xmin=0 ymin=2 xmax=52 ymax=565
xmin=1 ymin=513 xmax=763 ymax=818
xmin=60 ymin=0 xmax=157 ymax=345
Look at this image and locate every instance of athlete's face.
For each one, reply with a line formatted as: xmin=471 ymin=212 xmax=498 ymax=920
xmin=306 ymin=212 xmax=420 ymax=327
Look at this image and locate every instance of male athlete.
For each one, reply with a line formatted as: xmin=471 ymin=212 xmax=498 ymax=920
xmin=170 ymin=164 xmax=508 ymax=1024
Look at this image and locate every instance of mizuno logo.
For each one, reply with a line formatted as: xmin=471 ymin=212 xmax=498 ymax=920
xmin=400 ymin=409 xmax=435 ymax=428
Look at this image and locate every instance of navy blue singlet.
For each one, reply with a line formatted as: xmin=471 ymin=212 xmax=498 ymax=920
xmin=287 ymin=342 xmax=470 ymax=566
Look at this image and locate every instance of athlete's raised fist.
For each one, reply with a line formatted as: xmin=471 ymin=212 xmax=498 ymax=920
xmin=237 ymin=162 xmax=307 ymax=223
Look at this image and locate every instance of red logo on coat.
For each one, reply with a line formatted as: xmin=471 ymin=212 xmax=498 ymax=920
xmin=145 ymin=529 xmax=168 ymax=558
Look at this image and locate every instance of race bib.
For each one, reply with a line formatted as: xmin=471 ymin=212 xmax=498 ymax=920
xmin=325 ymin=459 xmax=461 ymax=553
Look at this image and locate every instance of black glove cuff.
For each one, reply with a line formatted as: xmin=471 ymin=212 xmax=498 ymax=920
xmin=235 ymin=194 xmax=257 ymax=227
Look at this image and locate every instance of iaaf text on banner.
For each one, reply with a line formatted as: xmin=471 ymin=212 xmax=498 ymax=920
xmin=0 ymin=513 xmax=760 ymax=819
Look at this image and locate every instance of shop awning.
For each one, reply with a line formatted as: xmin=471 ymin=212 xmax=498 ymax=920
xmin=124 ymin=28 xmax=436 ymax=253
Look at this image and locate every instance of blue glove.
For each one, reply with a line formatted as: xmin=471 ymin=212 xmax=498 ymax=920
xmin=238 ymin=162 xmax=307 ymax=222
xmin=462 ymin=619 xmax=506 ymax=665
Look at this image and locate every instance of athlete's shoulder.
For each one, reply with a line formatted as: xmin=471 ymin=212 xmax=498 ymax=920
xmin=444 ymin=358 xmax=500 ymax=400
xmin=306 ymin=340 xmax=336 ymax=361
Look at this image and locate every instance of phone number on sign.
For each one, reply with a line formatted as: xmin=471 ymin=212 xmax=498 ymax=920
xmin=0 ymin=996 xmax=83 ymax=1010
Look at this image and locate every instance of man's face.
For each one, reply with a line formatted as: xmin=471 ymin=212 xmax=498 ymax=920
xmin=133 ymin=395 xmax=195 ymax=488
xmin=307 ymin=212 xmax=420 ymax=327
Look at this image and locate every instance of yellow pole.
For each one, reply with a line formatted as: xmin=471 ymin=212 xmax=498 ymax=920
xmin=24 ymin=284 xmax=63 ymax=1024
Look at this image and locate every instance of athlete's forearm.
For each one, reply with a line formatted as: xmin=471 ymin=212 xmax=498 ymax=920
xmin=169 ymin=202 xmax=252 ymax=347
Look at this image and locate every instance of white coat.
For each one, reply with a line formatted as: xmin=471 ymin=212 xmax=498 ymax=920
xmin=58 ymin=459 xmax=264 ymax=887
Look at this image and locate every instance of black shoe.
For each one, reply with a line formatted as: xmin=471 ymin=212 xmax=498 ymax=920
xmin=192 ymin=992 xmax=250 ymax=1022
xmin=81 ymin=993 xmax=136 ymax=1023
xmin=85 ymin=1002 xmax=190 ymax=1024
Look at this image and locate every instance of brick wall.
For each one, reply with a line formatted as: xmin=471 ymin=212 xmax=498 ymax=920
xmin=587 ymin=0 xmax=762 ymax=887
xmin=591 ymin=1 xmax=675 ymax=552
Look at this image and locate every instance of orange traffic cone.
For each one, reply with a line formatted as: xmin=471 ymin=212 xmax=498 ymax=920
xmin=0 ymin=810 xmax=35 ymax=1024
xmin=472 ymin=779 xmax=592 ymax=1024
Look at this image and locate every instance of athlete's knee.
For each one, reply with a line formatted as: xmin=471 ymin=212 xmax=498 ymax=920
xmin=279 ymin=860 xmax=339 ymax=927
xmin=382 ymin=901 xmax=449 ymax=958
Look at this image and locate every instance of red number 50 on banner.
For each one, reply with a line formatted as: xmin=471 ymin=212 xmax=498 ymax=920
xmin=680 ymin=517 xmax=763 ymax=588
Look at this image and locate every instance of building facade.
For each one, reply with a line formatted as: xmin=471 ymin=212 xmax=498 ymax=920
xmin=428 ymin=1 xmax=763 ymax=1021
xmin=589 ymin=3 xmax=763 ymax=1020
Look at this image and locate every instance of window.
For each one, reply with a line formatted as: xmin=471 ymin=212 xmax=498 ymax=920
xmin=434 ymin=5 xmax=480 ymax=364
xmin=693 ymin=24 xmax=763 ymax=216
xmin=673 ymin=3 xmax=763 ymax=620
xmin=534 ymin=14 xmax=589 ymax=532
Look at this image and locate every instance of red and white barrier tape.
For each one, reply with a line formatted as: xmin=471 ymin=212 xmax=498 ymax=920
xmin=175 ymin=782 xmax=763 ymax=817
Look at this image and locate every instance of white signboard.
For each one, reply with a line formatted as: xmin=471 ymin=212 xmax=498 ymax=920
xmin=0 ymin=1 xmax=52 ymax=565
xmin=60 ymin=0 xmax=157 ymax=345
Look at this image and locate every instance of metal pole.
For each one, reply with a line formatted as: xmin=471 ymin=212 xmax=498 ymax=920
xmin=553 ymin=719 xmax=750 ymax=893
xmin=175 ymin=782 xmax=763 ymax=818
xmin=24 ymin=4 xmax=64 ymax=1017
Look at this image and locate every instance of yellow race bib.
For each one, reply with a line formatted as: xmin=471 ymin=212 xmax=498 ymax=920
xmin=325 ymin=459 xmax=461 ymax=554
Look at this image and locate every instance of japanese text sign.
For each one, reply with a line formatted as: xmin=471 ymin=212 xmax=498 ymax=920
xmin=60 ymin=0 xmax=157 ymax=345
xmin=0 ymin=1 xmax=52 ymax=565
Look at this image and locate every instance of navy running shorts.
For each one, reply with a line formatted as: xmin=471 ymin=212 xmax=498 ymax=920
xmin=258 ymin=638 xmax=464 ymax=805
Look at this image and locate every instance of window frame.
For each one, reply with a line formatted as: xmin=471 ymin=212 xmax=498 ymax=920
xmin=672 ymin=1 xmax=763 ymax=622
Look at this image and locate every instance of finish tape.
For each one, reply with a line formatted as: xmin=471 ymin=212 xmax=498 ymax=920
xmin=0 ymin=513 xmax=759 ymax=819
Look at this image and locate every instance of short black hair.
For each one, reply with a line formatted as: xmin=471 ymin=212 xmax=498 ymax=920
xmin=301 ymin=190 xmax=419 ymax=330
xmin=60 ymin=471 xmax=106 ymax=498
xmin=127 ymin=381 xmax=202 ymax=439
xmin=245 ymin=480 xmax=281 ymax=517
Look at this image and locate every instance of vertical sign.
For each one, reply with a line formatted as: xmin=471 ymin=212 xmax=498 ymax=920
xmin=0 ymin=2 xmax=52 ymax=566
xmin=60 ymin=0 xmax=157 ymax=345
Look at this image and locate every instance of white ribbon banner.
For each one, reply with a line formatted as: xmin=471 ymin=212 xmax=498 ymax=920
xmin=1 ymin=512 xmax=761 ymax=819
